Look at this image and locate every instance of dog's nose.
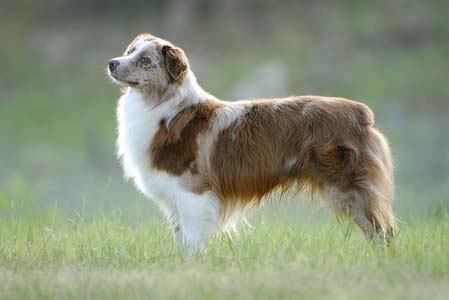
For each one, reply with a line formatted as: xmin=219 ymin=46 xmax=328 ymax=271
xmin=108 ymin=59 xmax=120 ymax=72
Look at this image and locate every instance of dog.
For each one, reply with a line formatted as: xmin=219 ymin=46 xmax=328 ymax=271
xmin=107 ymin=33 xmax=396 ymax=253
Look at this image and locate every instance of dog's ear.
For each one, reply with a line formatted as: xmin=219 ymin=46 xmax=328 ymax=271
xmin=162 ymin=45 xmax=188 ymax=82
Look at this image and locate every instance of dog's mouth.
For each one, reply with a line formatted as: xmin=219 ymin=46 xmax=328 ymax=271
xmin=109 ymin=72 xmax=139 ymax=86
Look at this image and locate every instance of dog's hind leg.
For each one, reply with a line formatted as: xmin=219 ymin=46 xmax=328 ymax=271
xmin=321 ymin=127 xmax=395 ymax=244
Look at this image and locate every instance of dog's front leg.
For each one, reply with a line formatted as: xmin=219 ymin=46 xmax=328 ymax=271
xmin=175 ymin=191 xmax=220 ymax=255
xmin=168 ymin=211 xmax=183 ymax=249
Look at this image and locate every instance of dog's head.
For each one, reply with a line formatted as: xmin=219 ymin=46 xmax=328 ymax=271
xmin=107 ymin=33 xmax=189 ymax=89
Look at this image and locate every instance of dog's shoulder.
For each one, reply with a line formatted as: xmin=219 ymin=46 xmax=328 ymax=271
xmin=150 ymin=99 xmax=224 ymax=175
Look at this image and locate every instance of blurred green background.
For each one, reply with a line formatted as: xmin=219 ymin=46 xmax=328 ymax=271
xmin=1 ymin=0 xmax=448 ymax=220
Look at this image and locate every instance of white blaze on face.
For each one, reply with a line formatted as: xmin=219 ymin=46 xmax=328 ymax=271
xmin=124 ymin=39 xmax=152 ymax=60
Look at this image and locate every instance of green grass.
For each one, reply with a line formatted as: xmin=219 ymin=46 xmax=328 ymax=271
xmin=1 ymin=2 xmax=449 ymax=299
xmin=1 ymin=212 xmax=448 ymax=300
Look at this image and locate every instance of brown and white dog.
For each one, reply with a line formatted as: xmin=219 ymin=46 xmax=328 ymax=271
xmin=107 ymin=33 xmax=395 ymax=253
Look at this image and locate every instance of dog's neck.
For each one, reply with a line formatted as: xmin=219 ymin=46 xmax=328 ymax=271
xmin=128 ymin=70 xmax=215 ymax=111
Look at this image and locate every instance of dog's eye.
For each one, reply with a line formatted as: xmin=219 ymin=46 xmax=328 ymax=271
xmin=139 ymin=57 xmax=152 ymax=66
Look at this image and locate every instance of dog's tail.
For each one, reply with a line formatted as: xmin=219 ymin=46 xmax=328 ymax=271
xmin=361 ymin=127 xmax=396 ymax=241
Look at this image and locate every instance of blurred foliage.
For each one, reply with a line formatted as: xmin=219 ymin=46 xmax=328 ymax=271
xmin=0 ymin=0 xmax=448 ymax=218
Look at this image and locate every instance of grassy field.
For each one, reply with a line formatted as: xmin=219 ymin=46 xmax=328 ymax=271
xmin=1 ymin=1 xmax=449 ymax=299
xmin=1 ymin=211 xmax=448 ymax=300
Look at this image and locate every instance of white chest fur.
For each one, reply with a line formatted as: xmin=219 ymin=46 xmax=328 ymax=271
xmin=116 ymin=88 xmax=180 ymax=212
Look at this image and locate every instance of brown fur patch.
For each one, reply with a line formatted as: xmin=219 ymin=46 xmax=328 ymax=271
xmin=149 ymin=101 xmax=223 ymax=175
